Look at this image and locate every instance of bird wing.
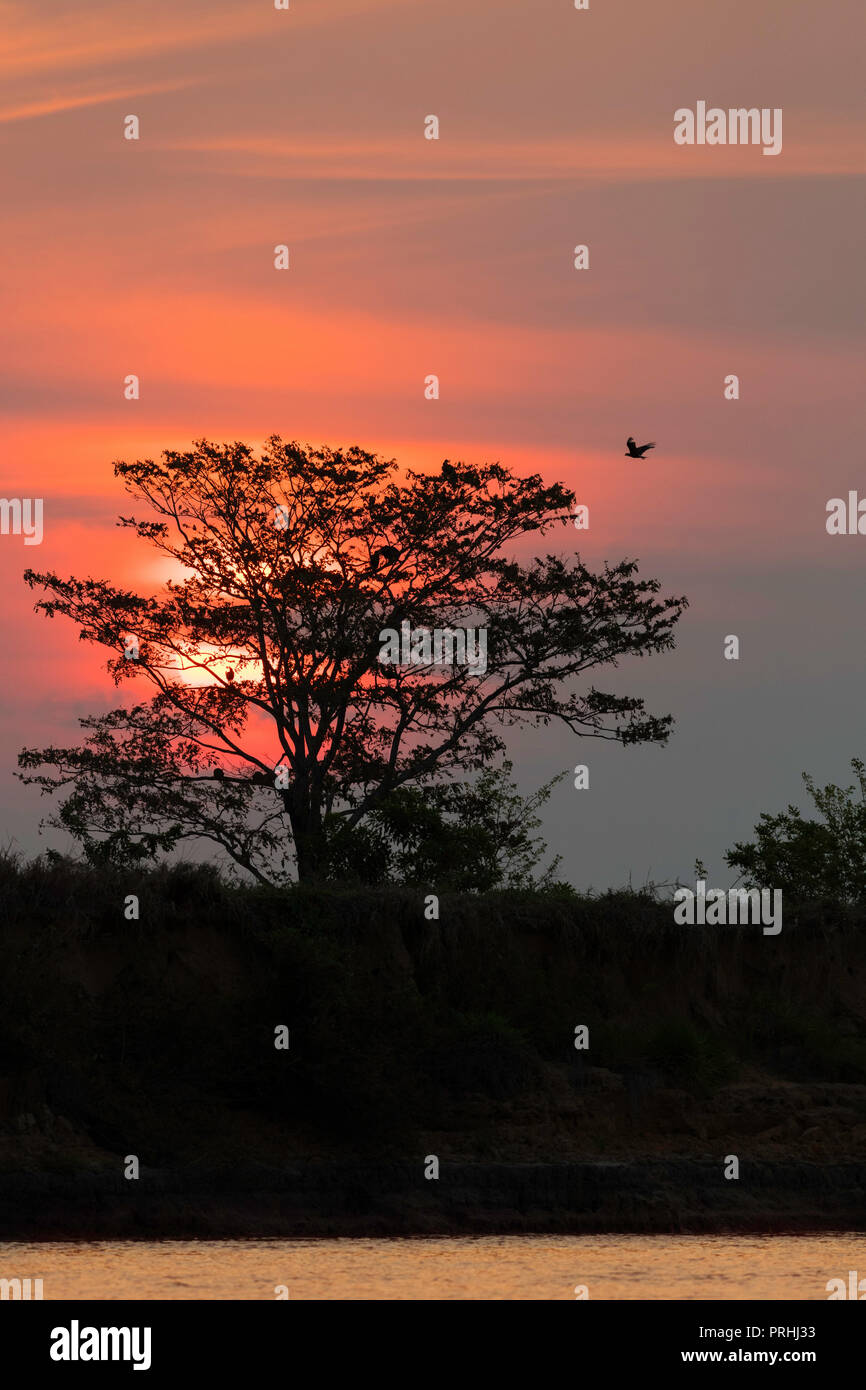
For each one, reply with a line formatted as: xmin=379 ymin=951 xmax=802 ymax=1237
xmin=642 ymin=442 xmax=656 ymax=452
xmin=626 ymin=436 xmax=636 ymax=449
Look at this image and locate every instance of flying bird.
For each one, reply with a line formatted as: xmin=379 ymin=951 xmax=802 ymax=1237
xmin=625 ymin=437 xmax=656 ymax=459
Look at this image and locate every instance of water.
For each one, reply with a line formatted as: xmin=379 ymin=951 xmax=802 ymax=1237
xmin=2 ymin=1234 xmax=864 ymax=1300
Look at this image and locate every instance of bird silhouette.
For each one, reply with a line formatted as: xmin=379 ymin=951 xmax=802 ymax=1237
xmin=625 ymin=437 xmax=655 ymax=459
xmin=225 ymin=668 xmax=234 ymax=683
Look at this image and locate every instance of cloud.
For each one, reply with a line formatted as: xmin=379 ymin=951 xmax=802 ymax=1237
xmin=0 ymin=78 xmax=200 ymax=125
xmin=161 ymin=131 xmax=866 ymax=183
xmin=0 ymin=0 xmax=403 ymax=78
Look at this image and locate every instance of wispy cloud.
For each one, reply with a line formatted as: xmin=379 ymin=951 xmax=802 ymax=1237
xmin=0 ymin=78 xmax=200 ymax=125
xmin=162 ymin=131 xmax=866 ymax=183
xmin=0 ymin=0 xmax=403 ymax=78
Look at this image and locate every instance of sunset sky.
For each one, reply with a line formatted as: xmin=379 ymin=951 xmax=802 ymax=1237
xmin=1 ymin=0 xmax=864 ymax=888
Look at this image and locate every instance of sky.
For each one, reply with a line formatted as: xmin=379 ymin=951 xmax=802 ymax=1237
xmin=0 ymin=0 xmax=864 ymax=889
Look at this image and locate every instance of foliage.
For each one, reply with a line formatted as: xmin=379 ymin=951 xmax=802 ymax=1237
xmin=726 ymin=758 xmax=866 ymax=903
xmin=19 ymin=439 xmax=686 ymax=883
xmin=323 ymin=760 xmax=567 ymax=889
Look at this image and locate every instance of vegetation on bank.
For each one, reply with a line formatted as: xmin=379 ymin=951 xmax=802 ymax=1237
xmin=727 ymin=758 xmax=866 ymax=903
xmin=1 ymin=855 xmax=864 ymax=1174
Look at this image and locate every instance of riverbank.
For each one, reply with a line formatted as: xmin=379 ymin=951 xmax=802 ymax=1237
xmin=1 ymin=1159 xmax=865 ymax=1240
xmin=1 ymin=858 xmax=864 ymax=1237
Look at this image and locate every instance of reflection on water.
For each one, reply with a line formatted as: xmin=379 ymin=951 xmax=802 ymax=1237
xmin=1 ymin=1233 xmax=864 ymax=1300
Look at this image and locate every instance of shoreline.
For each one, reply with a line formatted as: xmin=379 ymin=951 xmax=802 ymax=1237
xmin=2 ymin=1159 xmax=864 ymax=1240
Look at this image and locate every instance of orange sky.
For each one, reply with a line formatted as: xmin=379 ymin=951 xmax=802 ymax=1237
xmin=1 ymin=0 xmax=864 ymax=886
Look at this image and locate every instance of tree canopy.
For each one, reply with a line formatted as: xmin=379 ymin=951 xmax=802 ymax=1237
xmin=19 ymin=438 xmax=687 ymax=884
xmin=726 ymin=758 xmax=866 ymax=903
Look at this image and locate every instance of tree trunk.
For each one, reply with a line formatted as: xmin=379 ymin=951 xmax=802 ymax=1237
xmin=285 ymin=785 xmax=327 ymax=882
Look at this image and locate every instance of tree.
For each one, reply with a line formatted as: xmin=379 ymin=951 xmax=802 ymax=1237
xmin=325 ymin=761 xmax=569 ymax=891
xmin=725 ymin=758 xmax=866 ymax=903
xmin=18 ymin=438 xmax=687 ymax=885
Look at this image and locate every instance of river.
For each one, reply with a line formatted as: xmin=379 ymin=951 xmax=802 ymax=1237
xmin=2 ymin=1233 xmax=864 ymax=1300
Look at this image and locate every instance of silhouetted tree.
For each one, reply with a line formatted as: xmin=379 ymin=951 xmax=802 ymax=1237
xmin=325 ymin=760 xmax=569 ymax=890
xmin=19 ymin=438 xmax=687 ymax=884
xmin=726 ymin=758 xmax=866 ymax=903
